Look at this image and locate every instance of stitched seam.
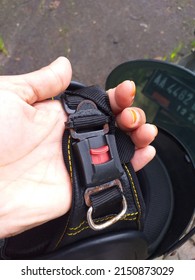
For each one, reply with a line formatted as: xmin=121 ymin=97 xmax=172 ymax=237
xmin=124 ymin=164 xmax=142 ymax=227
xmin=68 ymin=135 xmax=73 ymax=180
xmin=54 ymin=135 xmax=73 ymax=249
xmin=124 ymin=164 xmax=141 ymax=211
xmin=67 ymin=226 xmax=90 ymax=236
xmin=68 ymin=212 xmax=138 ymax=231
xmin=68 ymin=220 xmax=86 ymax=231
xmin=66 ymin=212 xmax=138 ymax=236
xmin=67 ymin=217 xmax=138 ymax=236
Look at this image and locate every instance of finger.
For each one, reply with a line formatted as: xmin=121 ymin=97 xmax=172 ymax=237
xmin=0 ymin=57 xmax=72 ymax=104
xmin=107 ymin=80 xmax=136 ymax=114
xmin=130 ymin=123 xmax=158 ymax=148
xmin=131 ymin=145 xmax=156 ymax=172
xmin=116 ymin=107 xmax=146 ymax=131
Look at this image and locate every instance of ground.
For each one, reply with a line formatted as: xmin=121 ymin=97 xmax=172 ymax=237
xmin=0 ymin=0 xmax=194 ymax=259
xmin=0 ymin=0 xmax=195 ymax=85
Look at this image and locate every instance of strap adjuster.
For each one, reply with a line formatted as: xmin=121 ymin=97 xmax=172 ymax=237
xmin=84 ymin=179 xmax=127 ymax=230
xmin=64 ymin=99 xmax=110 ymax=141
xmin=70 ymin=123 xmax=109 ymax=141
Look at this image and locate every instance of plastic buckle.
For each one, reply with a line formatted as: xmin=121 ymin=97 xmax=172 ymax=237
xmin=70 ymin=123 xmax=109 ymax=141
xmin=72 ymin=133 xmax=124 ymax=187
xmin=84 ymin=179 xmax=127 ymax=230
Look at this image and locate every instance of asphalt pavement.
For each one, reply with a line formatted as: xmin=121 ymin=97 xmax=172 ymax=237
xmin=0 ymin=0 xmax=195 ymax=85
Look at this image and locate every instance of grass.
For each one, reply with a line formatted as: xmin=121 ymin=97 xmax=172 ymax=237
xmin=164 ymin=39 xmax=195 ymax=63
xmin=167 ymin=42 xmax=184 ymax=62
xmin=0 ymin=35 xmax=8 ymax=56
xmin=191 ymin=39 xmax=195 ymax=49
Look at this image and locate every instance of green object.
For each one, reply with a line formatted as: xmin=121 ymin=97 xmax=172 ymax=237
xmin=0 ymin=35 xmax=8 ymax=55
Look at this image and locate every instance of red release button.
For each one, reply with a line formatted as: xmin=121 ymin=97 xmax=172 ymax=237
xmin=90 ymin=145 xmax=110 ymax=164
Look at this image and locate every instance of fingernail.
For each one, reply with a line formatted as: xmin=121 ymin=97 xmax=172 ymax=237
xmin=130 ymin=81 xmax=136 ymax=99
xmin=152 ymin=124 xmax=158 ymax=136
xmin=130 ymin=80 xmax=136 ymax=91
xmin=128 ymin=108 xmax=138 ymax=124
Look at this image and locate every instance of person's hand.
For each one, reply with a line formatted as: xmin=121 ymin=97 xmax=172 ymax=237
xmin=0 ymin=57 xmax=157 ymax=238
xmin=107 ymin=81 xmax=157 ymax=171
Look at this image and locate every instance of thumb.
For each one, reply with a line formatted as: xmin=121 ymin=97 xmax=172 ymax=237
xmin=17 ymin=57 xmax=72 ymax=104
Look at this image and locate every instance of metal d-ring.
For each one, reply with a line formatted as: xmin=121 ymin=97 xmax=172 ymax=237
xmin=86 ymin=194 xmax=127 ymax=231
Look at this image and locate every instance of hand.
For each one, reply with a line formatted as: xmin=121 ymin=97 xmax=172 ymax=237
xmin=0 ymin=57 xmax=157 ymax=238
xmin=107 ymin=80 xmax=157 ymax=171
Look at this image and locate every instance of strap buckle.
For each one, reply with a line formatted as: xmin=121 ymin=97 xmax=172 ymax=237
xmin=63 ymin=95 xmax=128 ymax=230
xmin=72 ymin=134 xmax=124 ymax=187
xmin=84 ymin=179 xmax=127 ymax=230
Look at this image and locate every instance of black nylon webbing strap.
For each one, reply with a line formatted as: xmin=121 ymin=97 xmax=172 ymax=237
xmin=57 ymin=85 xmax=146 ymax=247
xmin=1 ymin=85 xmax=146 ymax=259
xmin=90 ymin=185 xmax=123 ymax=218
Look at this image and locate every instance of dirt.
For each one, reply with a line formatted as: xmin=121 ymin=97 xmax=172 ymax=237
xmin=0 ymin=0 xmax=195 ymax=87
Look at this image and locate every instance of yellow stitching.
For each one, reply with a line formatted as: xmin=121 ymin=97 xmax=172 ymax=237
xmin=122 ymin=212 xmax=138 ymax=218
xmin=68 ymin=135 xmax=73 ymax=180
xmin=68 ymin=216 xmax=114 ymax=233
xmin=122 ymin=217 xmax=137 ymax=221
xmin=66 ymin=217 xmax=137 ymax=236
xmin=67 ymin=212 xmax=138 ymax=232
xmin=67 ymin=226 xmax=90 ymax=236
xmin=67 ymin=217 xmax=137 ymax=236
xmin=69 ymin=221 xmax=86 ymax=231
xmin=124 ymin=164 xmax=141 ymax=211
xmin=124 ymin=164 xmax=141 ymax=228
xmin=54 ymin=134 xmax=73 ymax=249
xmin=66 ymin=212 xmax=138 ymax=236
